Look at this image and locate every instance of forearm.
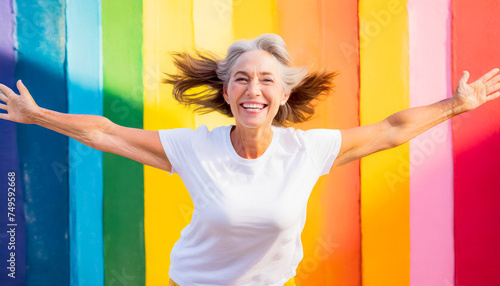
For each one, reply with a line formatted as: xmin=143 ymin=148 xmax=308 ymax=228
xmin=386 ymin=97 xmax=465 ymax=146
xmin=34 ymin=108 xmax=112 ymax=149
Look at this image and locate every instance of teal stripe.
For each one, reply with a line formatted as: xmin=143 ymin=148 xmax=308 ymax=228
xmin=66 ymin=0 xmax=104 ymax=285
xmin=15 ymin=0 xmax=69 ymax=285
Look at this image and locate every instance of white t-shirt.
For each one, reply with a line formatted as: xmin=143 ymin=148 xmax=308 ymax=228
xmin=159 ymin=125 xmax=342 ymax=286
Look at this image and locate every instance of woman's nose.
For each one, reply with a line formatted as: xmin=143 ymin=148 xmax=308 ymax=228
xmin=247 ymin=80 xmax=262 ymax=97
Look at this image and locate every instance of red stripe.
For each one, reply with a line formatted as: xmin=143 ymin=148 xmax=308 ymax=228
xmin=452 ymin=1 xmax=500 ymax=284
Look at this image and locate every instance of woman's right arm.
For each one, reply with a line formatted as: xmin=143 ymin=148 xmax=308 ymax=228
xmin=0 ymin=80 xmax=172 ymax=172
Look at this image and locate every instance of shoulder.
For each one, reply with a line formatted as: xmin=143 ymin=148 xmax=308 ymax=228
xmin=158 ymin=124 xmax=214 ymax=139
xmin=272 ymin=126 xmax=301 ymax=149
xmin=157 ymin=125 xmax=230 ymax=174
xmin=277 ymin=127 xmax=341 ymax=144
xmin=272 ymin=126 xmax=339 ymax=152
xmin=285 ymin=128 xmax=342 ymax=159
xmin=301 ymin=128 xmax=341 ymax=140
xmin=302 ymin=129 xmax=342 ymax=150
xmin=158 ymin=125 xmax=232 ymax=148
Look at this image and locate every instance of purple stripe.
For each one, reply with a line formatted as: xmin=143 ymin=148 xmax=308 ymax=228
xmin=0 ymin=0 xmax=26 ymax=285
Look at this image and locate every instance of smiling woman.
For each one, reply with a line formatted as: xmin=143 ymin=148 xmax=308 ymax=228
xmin=0 ymin=32 xmax=499 ymax=286
xmin=163 ymin=34 xmax=338 ymax=128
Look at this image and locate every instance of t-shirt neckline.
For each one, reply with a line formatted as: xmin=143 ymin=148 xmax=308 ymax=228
xmin=225 ymin=125 xmax=278 ymax=163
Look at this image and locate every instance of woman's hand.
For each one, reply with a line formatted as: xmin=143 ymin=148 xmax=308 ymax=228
xmin=0 ymin=80 xmax=41 ymax=124
xmin=334 ymin=68 xmax=500 ymax=168
xmin=453 ymin=68 xmax=500 ymax=113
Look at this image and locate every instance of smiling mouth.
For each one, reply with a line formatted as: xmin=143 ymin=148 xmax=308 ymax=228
xmin=240 ymin=103 xmax=268 ymax=111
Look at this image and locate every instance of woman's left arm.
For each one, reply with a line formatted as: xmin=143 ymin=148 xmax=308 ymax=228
xmin=332 ymin=68 xmax=500 ymax=168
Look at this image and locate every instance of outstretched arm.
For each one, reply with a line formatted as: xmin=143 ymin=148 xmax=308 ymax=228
xmin=0 ymin=80 xmax=172 ymax=172
xmin=333 ymin=68 xmax=500 ymax=167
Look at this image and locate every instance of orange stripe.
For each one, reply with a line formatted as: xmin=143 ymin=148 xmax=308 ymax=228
xmin=276 ymin=0 xmax=361 ymax=284
xmin=319 ymin=0 xmax=362 ymax=284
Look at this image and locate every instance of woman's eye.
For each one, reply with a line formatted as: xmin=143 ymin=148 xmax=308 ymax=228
xmin=263 ymin=78 xmax=273 ymax=83
xmin=235 ymin=78 xmax=248 ymax=82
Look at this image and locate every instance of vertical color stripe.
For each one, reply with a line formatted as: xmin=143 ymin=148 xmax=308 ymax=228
xmin=232 ymin=0 xmax=277 ymax=40
xmin=66 ymin=0 xmax=104 ymax=285
xmin=143 ymin=1 xmax=195 ymax=285
xmin=408 ymin=1 xmax=454 ymax=285
xmin=452 ymin=1 xmax=500 ymax=285
xmin=276 ymin=1 xmax=354 ymax=284
xmin=193 ymin=0 xmax=235 ymax=130
xmin=15 ymin=1 xmax=69 ymax=285
xmin=102 ymin=1 xmax=145 ymax=285
xmin=359 ymin=0 xmax=410 ymax=285
xmin=316 ymin=0 xmax=361 ymax=284
xmin=0 ymin=0 xmax=26 ymax=284
xmin=276 ymin=1 xmax=323 ymax=284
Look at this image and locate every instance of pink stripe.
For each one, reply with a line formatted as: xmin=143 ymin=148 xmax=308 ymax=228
xmin=408 ymin=1 xmax=454 ymax=285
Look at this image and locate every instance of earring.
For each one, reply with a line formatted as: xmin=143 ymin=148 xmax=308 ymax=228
xmin=281 ymin=101 xmax=286 ymax=106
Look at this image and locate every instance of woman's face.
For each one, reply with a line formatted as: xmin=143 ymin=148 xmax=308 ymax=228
xmin=223 ymin=50 xmax=289 ymax=129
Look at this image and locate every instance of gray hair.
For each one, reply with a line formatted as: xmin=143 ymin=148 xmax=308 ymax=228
xmin=216 ymin=33 xmax=308 ymax=93
xmin=163 ymin=33 xmax=337 ymax=127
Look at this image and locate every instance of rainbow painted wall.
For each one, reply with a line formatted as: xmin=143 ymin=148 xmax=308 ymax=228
xmin=0 ymin=0 xmax=499 ymax=285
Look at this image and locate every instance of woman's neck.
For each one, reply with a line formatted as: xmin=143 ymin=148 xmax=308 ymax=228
xmin=230 ymin=125 xmax=273 ymax=159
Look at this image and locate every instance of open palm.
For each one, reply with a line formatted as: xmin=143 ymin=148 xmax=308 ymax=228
xmin=454 ymin=68 xmax=500 ymax=112
xmin=0 ymin=80 xmax=40 ymax=124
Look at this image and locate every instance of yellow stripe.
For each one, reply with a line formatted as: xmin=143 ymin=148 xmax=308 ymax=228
xmin=193 ymin=0 xmax=235 ymax=129
xmin=143 ymin=0 xmax=196 ymax=285
xmin=232 ymin=0 xmax=278 ymax=39
xmin=359 ymin=0 xmax=410 ymax=285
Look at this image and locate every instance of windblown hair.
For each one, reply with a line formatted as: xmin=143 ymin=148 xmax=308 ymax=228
xmin=162 ymin=33 xmax=337 ymax=127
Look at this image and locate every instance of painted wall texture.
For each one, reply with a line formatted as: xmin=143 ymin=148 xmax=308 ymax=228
xmin=0 ymin=0 xmax=498 ymax=286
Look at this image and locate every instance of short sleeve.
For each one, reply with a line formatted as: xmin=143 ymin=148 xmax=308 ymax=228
xmin=158 ymin=127 xmax=198 ymax=175
xmin=302 ymin=129 xmax=342 ymax=176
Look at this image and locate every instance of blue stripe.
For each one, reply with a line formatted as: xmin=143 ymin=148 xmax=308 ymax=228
xmin=15 ymin=0 xmax=69 ymax=285
xmin=66 ymin=0 xmax=104 ymax=285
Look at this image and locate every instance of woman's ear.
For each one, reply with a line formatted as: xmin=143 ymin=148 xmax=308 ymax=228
xmin=223 ymin=85 xmax=229 ymax=104
xmin=281 ymin=92 xmax=290 ymax=105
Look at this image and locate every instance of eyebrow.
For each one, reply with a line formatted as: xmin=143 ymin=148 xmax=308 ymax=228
xmin=233 ymin=71 xmax=275 ymax=77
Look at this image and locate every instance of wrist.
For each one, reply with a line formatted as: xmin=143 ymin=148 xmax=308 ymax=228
xmin=30 ymin=107 xmax=46 ymax=125
xmin=447 ymin=97 xmax=467 ymax=117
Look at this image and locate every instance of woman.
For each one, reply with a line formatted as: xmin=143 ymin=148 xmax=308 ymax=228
xmin=0 ymin=34 xmax=499 ymax=286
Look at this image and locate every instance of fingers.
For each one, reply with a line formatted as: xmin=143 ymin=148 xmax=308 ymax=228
xmin=16 ymin=79 xmax=28 ymax=94
xmin=0 ymin=90 xmax=6 ymax=103
xmin=478 ymin=68 xmax=499 ymax=83
xmin=487 ymin=91 xmax=500 ymax=102
xmin=458 ymin=71 xmax=470 ymax=86
xmin=0 ymin=102 xmax=9 ymax=121
xmin=0 ymin=83 xmax=11 ymax=102
xmin=489 ymin=74 xmax=500 ymax=83
xmin=488 ymin=82 xmax=500 ymax=95
xmin=486 ymin=72 xmax=500 ymax=94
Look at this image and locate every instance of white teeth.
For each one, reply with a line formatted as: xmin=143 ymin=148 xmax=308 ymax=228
xmin=242 ymin=103 xmax=265 ymax=109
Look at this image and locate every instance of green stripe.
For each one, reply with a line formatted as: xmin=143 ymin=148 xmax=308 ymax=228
xmin=102 ymin=1 xmax=145 ymax=285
